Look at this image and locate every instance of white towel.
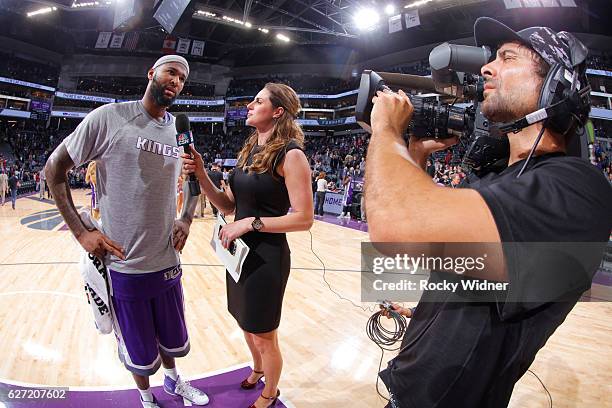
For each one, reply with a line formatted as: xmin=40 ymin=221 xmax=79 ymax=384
xmin=77 ymin=211 xmax=113 ymax=335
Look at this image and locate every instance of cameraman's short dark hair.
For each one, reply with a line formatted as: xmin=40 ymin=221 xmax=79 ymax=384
xmin=532 ymin=52 xmax=550 ymax=80
xmin=517 ymin=42 xmax=550 ymax=79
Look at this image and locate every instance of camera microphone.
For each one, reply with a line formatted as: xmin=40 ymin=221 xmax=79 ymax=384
xmin=175 ymin=114 xmax=201 ymax=197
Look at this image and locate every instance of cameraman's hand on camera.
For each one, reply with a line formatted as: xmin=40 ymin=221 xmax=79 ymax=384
xmin=408 ymin=135 xmax=459 ymax=170
xmin=380 ymin=302 xmax=413 ymax=318
xmin=371 ymin=89 xmax=414 ymax=137
xmin=181 ymin=146 xmax=205 ymax=180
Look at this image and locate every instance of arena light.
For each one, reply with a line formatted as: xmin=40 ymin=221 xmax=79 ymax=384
xmin=353 ymin=8 xmax=380 ymax=31
xmin=71 ymin=1 xmax=101 ymax=8
xmin=404 ymin=0 xmax=434 ymax=8
xmin=258 ymin=27 xmax=269 ymax=34
xmin=196 ymin=10 xmax=262 ymax=32
xmin=385 ymin=4 xmax=396 ymax=15
xmin=276 ymin=33 xmax=290 ymax=42
xmin=196 ymin=10 xmax=216 ymax=18
xmin=27 ymin=6 xmax=57 ymax=17
xmin=222 ymin=15 xmax=252 ymax=28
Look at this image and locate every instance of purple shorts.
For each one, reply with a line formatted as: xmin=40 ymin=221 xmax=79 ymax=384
xmin=90 ymin=184 xmax=97 ymax=210
xmin=109 ymin=265 xmax=190 ymax=377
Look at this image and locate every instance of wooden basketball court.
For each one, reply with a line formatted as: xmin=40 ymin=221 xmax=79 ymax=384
xmin=0 ymin=189 xmax=610 ymax=407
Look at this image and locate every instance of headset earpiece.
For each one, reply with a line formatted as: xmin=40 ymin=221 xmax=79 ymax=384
xmin=536 ymin=62 xmax=589 ymax=136
xmin=537 ymin=64 xmax=563 ymax=111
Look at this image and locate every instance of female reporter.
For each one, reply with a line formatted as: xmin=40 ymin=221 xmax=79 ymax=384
xmin=181 ymin=83 xmax=313 ymax=408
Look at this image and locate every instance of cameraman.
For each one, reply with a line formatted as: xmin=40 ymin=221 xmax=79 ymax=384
xmin=365 ymin=18 xmax=612 ymax=408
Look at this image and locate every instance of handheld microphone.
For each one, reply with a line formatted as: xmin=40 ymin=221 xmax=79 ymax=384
xmin=175 ymin=114 xmax=201 ymax=196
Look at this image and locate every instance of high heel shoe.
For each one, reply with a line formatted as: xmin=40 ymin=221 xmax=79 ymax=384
xmin=248 ymin=389 xmax=280 ymax=408
xmin=240 ymin=370 xmax=264 ymax=390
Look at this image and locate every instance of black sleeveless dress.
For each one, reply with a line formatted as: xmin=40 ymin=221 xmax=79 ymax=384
xmin=227 ymin=140 xmax=302 ymax=333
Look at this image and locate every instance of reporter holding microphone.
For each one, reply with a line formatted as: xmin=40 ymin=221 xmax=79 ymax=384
xmin=182 ymin=83 xmax=313 ymax=408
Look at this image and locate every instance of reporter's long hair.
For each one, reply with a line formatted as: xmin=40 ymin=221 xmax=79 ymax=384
xmin=237 ymin=82 xmax=304 ymax=175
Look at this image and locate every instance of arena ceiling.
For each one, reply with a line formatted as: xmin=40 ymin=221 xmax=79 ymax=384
xmin=1 ymin=0 xmax=611 ymax=66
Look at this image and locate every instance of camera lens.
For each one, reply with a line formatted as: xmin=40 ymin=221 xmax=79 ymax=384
xmin=410 ymin=96 xmax=467 ymax=139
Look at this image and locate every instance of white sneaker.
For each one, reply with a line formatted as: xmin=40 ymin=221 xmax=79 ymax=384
xmin=336 ymin=213 xmax=345 ymax=218
xmin=140 ymin=395 xmax=161 ymax=408
xmin=174 ymin=377 xmax=210 ymax=405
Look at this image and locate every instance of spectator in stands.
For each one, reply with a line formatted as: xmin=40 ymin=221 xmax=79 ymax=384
xmin=8 ymin=171 xmax=19 ymax=210
xmin=206 ymin=163 xmax=224 ymax=217
xmin=0 ymin=51 xmax=59 ymax=86
xmin=314 ymin=171 xmax=327 ymax=217
xmin=358 ymin=157 xmax=366 ymax=176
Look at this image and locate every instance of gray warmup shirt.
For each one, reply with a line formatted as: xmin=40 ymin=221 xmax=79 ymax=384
xmin=62 ymin=101 xmax=181 ymax=273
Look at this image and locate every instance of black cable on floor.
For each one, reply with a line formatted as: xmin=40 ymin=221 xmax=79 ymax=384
xmin=366 ymin=308 xmax=407 ymax=402
xmin=307 ymin=229 xmax=407 ymax=402
xmin=307 ymin=229 xmax=376 ymax=313
xmin=528 ymin=369 xmax=553 ymax=408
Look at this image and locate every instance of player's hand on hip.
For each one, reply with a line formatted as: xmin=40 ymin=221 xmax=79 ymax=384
xmin=172 ymin=219 xmax=191 ymax=251
xmin=78 ymin=229 xmax=125 ymax=260
xmin=181 ymin=146 xmax=205 ymax=180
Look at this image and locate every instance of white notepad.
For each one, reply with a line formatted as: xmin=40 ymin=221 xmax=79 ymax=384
xmin=210 ymin=214 xmax=250 ymax=283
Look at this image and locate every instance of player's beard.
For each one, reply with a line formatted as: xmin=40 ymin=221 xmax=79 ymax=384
xmin=150 ymin=74 xmax=177 ymax=107
xmin=481 ymin=78 xmax=542 ymax=123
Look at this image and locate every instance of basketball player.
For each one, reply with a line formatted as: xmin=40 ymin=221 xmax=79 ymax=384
xmin=45 ymin=55 xmax=209 ymax=408
xmin=84 ymin=161 xmax=99 ymax=220
xmin=176 ymin=174 xmax=184 ymax=218
xmin=336 ymin=172 xmax=353 ymax=219
xmin=0 ymin=170 xmax=7 ymax=206
xmin=38 ymin=167 xmax=46 ymax=200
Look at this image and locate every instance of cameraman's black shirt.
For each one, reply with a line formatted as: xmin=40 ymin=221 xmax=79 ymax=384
xmin=382 ymin=153 xmax=612 ymax=408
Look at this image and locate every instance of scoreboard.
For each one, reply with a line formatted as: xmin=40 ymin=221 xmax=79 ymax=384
xmin=30 ymin=98 xmax=52 ymax=121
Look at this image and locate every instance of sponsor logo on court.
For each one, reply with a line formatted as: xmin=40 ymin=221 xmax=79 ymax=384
xmin=20 ymin=208 xmax=80 ymax=231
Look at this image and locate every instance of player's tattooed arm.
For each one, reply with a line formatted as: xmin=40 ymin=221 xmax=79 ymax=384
xmin=45 ymin=145 xmax=125 ymax=259
xmin=172 ymin=179 xmax=198 ymax=251
xmin=45 ymin=145 xmax=87 ymax=238
xmin=179 ymin=178 xmax=198 ymax=225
